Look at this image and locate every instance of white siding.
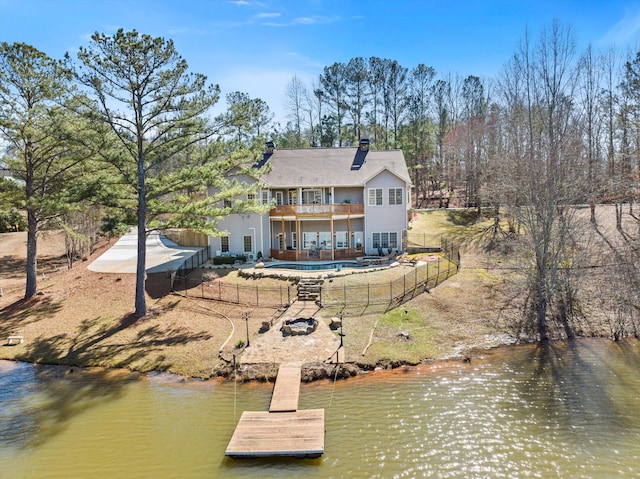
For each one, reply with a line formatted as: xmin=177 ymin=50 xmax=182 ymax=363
xmin=364 ymin=170 xmax=408 ymax=255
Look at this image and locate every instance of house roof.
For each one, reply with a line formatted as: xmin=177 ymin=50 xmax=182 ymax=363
xmin=256 ymin=147 xmax=411 ymax=188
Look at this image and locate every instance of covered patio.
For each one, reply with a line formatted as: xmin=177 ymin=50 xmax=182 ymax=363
xmin=269 ymin=204 xmax=365 ymax=261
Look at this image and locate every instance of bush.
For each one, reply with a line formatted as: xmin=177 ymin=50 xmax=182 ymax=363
xmin=0 ymin=208 xmax=26 ymax=232
xmin=213 ymin=255 xmax=247 ymax=265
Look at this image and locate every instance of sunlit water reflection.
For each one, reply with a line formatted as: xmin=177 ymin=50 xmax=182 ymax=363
xmin=2 ymin=339 xmax=640 ymax=478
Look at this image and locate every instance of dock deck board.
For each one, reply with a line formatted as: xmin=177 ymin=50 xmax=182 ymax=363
xmin=269 ymin=364 xmax=302 ymax=412
xmin=225 ymin=409 xmax=324 ymax=458
xmin=225 ymin=363 xmax=325 ymax=458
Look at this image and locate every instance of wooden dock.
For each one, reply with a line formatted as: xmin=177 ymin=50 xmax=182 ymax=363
xmin=225 ymin=409 xmax=325 ymax=458
xmin=225 ymin=363 xmax=325 ymax=459
xmin=269 ymin=364 xmax=301 ymax=412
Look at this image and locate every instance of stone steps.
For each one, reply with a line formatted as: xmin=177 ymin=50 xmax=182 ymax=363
xmin=297 ymin=278 xmax=324 ymax=302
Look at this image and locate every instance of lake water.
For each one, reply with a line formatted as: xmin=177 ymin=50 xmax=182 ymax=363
xmin=2 ymin=338 xmax=640 ymax=478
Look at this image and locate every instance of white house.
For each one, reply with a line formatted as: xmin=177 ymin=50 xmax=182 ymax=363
xmin=209 ymin=140 xmax=412 ymax=261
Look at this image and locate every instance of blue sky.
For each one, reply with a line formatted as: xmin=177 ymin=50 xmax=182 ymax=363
xmin=2 ymin=0 xmax=640 ymax=124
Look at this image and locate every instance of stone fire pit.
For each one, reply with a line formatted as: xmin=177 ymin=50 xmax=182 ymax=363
xmin=281 ymin=317 xmax=318 ymax=336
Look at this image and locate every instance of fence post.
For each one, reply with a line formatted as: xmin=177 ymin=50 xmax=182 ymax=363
xmin=287 ymin=285 xmax=291 ymax=306
xmin=367 ymin=283 xmax=370 ymax=306
xmin=201 ymin=281 xmax=204 ymax=298
xmin=218 ymin=281 xmax=222 ymax=301
xmin=237 ymin=284 xmax=240 ymax=304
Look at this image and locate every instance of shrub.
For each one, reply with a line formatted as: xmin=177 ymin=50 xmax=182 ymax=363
xmin=0 ymin=208 xmax=26 ymax=232
xmin=213 ymin=255 xmax=247 ymax=265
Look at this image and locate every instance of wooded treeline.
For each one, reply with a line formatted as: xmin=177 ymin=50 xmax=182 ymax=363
xmin=275 ymin=24 xmax=640 ymax=215
xmin=273 ymin=22 xmax=640 ymax=339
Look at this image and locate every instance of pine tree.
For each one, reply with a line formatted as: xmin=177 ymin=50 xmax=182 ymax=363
xmin=73 ymin=29 xmax=265 ymax=318
xmin=0 ymin=42 xmax=94 ymax=298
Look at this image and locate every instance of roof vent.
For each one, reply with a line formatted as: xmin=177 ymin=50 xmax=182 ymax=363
xmin=265 ymin=141 xmax=276 ymax=154
xmin=359 ymin=138 xmax=370 ymax=152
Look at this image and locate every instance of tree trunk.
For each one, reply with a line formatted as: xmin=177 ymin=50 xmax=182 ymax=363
xmin=135 ymin=161 xmax=147 ymax=318
xmin=25 ymin=208 xmax=38 ymax=298
xmin=536 ymin=291 xmax=548 ymax=341
xmin=25 ymin=154 xmax=38 ymax=298
xmin=492 ymin=206 xmax=500 ymax=240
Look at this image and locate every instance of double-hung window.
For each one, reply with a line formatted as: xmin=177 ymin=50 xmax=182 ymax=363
xmin=368 ymin=188 xmax=383 ymax=206
xmin=221 ymin=236 xmax=229 ymax=253
xmin=388 ymin=187 xmax=403 ymax=205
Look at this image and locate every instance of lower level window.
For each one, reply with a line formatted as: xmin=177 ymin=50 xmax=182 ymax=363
xmin=243 ymin=235 xmax=252 ymax=253
xmin=221 ymin=236 xmax=229 ymax=253
xmin=372 ymin=232 xmax=398 ymax=249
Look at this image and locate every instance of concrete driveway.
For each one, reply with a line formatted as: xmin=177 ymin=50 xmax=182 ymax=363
xmin=88 ymin=229 xmax=205 ymax=274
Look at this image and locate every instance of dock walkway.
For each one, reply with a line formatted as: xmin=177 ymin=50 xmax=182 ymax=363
xmin=225 ymin=363 xmax=325 ymax=458
xmin=269 ymin=363 xmax=302 ymax=412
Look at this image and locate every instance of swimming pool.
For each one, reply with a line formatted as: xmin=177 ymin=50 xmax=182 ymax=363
xmin=265 ymin=260 xmax=361 ymax=271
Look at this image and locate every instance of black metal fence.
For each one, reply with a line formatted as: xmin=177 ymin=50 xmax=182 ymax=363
xmin=173 ymin=276 xmax=293 ymax=308
xmin=440 ymin=237 xmax=461 ymax=269
xmin=172 ymin=238 xmax=461 ymax=310
xmin=320 ymin=255 xmax=458 ymax=308
xmin=406 ymin=231 xmax=435 ymax=248
xmin=175 ymin=248 xmax=210 ymax=278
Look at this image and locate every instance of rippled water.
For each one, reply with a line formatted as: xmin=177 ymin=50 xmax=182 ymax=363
xmin=2 ymin=339 xmax=640 ymax=478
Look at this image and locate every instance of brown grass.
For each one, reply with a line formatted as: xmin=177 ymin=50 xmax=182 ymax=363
xmin=0 ymin=233 xmax=280 ymax=378
xmin=0 ymin=204 xmax=631 ymax=378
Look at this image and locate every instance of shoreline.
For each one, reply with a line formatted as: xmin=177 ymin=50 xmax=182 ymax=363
xmin=0 ymin=333 xmax=527 ymax=384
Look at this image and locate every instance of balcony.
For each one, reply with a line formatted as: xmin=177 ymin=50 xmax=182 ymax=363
xmin=269 ymin=203 xmax=364 ymax=219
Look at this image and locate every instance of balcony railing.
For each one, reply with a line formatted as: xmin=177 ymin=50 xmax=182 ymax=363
xmin=269 ymin=203 xmax=364 ymax=217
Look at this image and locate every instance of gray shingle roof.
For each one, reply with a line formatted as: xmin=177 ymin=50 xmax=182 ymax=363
xmin=257 ymin=147 xmax=411 ymax=188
